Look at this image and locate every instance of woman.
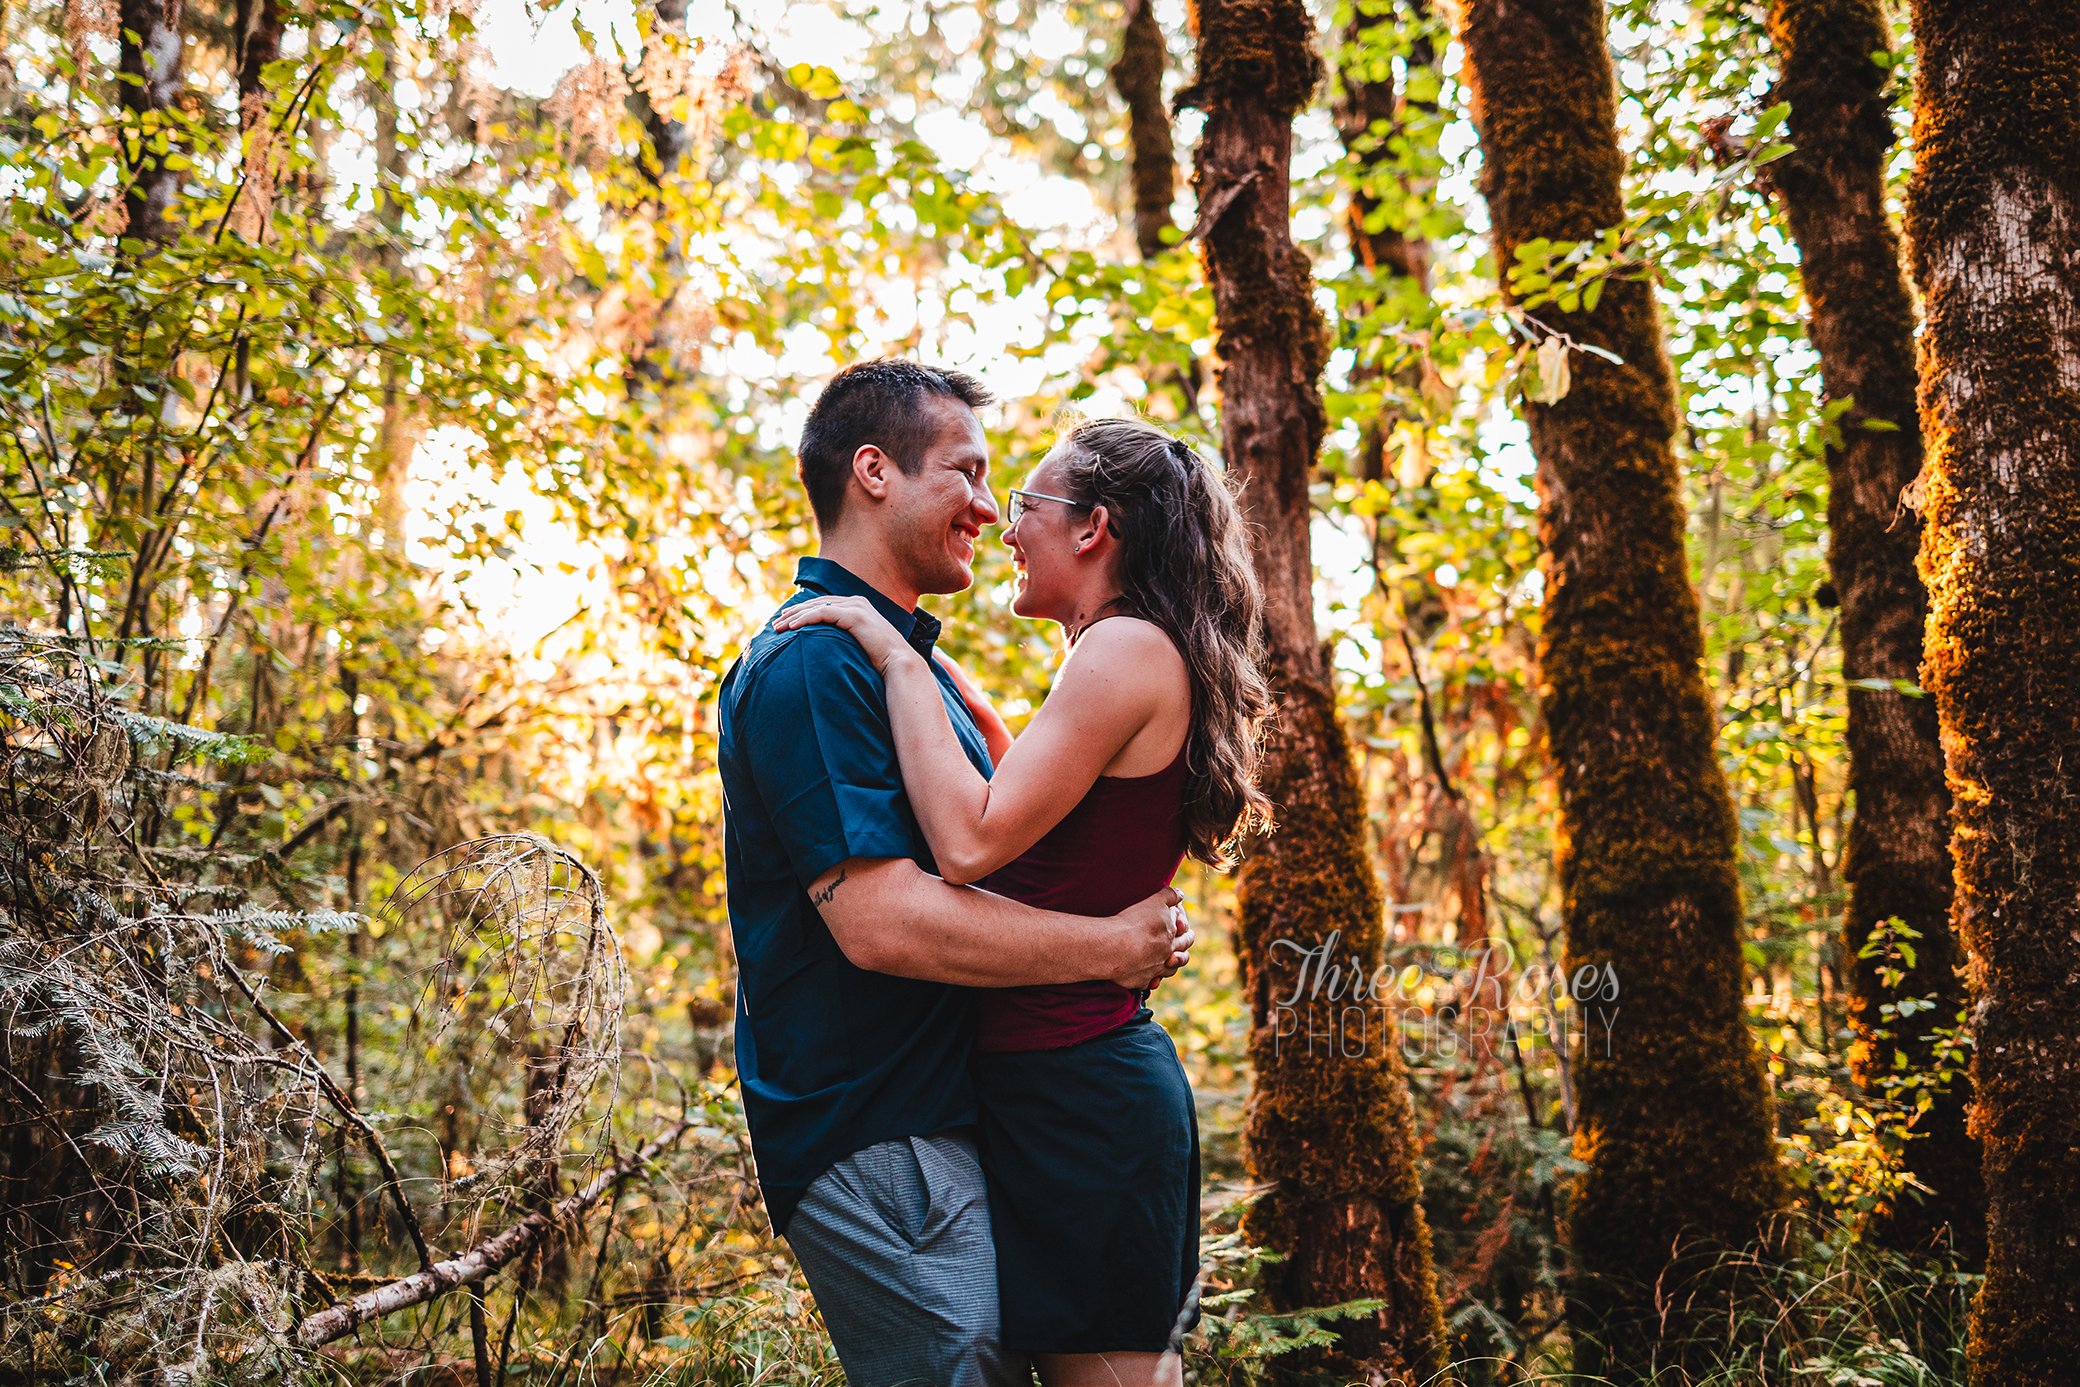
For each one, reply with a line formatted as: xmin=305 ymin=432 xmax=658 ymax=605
xmin=773 ymin=417 xmax=1273 ymax=1387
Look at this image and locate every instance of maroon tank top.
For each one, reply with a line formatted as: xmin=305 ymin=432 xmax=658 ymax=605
xmin=975 ymin=736 xmax=1190 ymax=1053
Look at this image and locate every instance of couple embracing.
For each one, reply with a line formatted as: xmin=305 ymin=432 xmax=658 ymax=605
xmin=717 ymin=359 xmax=1273 ymax=1387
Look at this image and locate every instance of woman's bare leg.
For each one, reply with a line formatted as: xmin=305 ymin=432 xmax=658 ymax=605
xmin=1033 ymin=1351 xmax=1184 ymax=1387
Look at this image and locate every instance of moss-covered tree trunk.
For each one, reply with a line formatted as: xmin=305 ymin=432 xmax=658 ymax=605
xmin=1115 ymin=0 xmax=1177 ymax=259
xmin=1458 ymin=0 xmax=1784 ymax=1373
xmin=1764 ymin=0 xmax=1982 ymax=1263
xmin=1901 ymin=3 xmax=2080 ymax=1380
xmin=1184 ymin=0 xmax=1447 ymax=1377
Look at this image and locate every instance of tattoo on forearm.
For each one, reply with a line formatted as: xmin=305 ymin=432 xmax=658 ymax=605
xmin=811 ymin=870 xmax=847 ymax=906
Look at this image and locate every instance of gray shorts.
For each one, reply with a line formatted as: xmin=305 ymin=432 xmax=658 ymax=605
xmin=785 ymin=1133 xmax=1031 ymax=1387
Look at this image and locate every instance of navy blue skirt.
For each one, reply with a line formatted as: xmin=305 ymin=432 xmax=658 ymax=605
xmin=972 ymin=1010 xmax=1201 ymax=1353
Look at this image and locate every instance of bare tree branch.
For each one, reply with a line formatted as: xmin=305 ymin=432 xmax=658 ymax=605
xmin=293 ymin=1119 xmax=694 ymax=1348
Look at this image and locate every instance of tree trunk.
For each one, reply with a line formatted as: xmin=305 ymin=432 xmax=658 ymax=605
xmin=373 ymin=31 xmax=415 ymax=552
xmin=1764 ymin=0 xmax=1982 ymax=1263
xmin=1457 ymin=0 xmax=1784 ymax=1372
xmin=234 ymin=0 xmax=280 ymax=113
xmin=630 ymin=0 xmax=693 ymax=185
xmin=229 ymin=0 xmax=281 ymax=343
xmin=119 ymin=0 xmax=185 ymax=242
xmin=1335 ymin=0 xmax=1431 ymax=291
xmin=1335 ymin=0 xmax=1435 ymax=485
xmin=1184 ymin=1 xmax=1447 ymax=1377
xmin=1901 ymin=4 xmax=2080 ymax=1381
xmin=627 ymin=0 xmax=693 ymax=393
xmin=1115 ymin=0 xmax=1177 ymax=259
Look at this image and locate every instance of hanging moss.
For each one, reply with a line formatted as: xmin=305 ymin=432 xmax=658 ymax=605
xmin=1458 ymin=0 xmax=1786 ymax=1374
xmin=1188 ymin=0 xmax=1449 ymax=1376
xmin=1766 ymin=0 xmax=1982 ymax=1261
xmin=1902 ymin=2 xmax=2080 ymax=1381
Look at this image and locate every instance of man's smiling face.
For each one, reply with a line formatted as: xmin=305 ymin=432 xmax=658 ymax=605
xmin=887 ymin=397 xmax=998 ymax=596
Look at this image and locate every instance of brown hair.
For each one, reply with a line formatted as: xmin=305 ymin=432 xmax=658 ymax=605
xmin=1053 ymin=418 xmax=1275 ymax=865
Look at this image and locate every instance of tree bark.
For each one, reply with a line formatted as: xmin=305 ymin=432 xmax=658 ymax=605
xmin=1764 ymin=0 xmax=1982 ymax=1263
xmin=234 ymin=0 xmax=281 ymax=113
xmin=1457 ymin=0 xmax=1785 ymax=1373
xmin=628 ymin=0 xmax=696 ymax=396
xmin=232 ymin=0 xmax=281 ymax=234
xmin=631 ymin=0 xmax=693 ymax=185
xmin=1335 ymin=0 xmax=1435 ymax=485
xmin=1114 ymin=0 xmax=1178 ymax=259
xmin=1335 ymin=0 xmax=1431 ymax=291
xmin=1183 ymin=1 xmax=1447 ymax=1377
xmin=373 ymin=29 xmax=415 ymax=552
xmin=1901 ymin=3 xmax=2080 ymax=1381
xmin=118 ymin=0 xmax=186 ymax=243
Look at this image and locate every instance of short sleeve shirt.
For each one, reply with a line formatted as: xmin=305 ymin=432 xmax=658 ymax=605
xmin=717 ymin=556 xmax=995 ymax=1234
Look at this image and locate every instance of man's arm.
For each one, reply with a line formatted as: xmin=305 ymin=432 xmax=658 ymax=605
xmin=811 ymin=857 xmax=1190 ymax=989
xmin=933 ymin=651 xmax=1014 ymax=764
xmin=735 ymin=635 xmax=1187 ymax=986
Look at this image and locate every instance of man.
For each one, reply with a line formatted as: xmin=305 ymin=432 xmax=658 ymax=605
xmin=717 ymin=360 xmax=1191 ymax=1387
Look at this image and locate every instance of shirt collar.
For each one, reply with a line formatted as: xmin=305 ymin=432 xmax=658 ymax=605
xmin=793 ymin=556 xmax=943 ymax=660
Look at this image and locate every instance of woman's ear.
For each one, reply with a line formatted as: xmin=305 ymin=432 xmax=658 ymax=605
xmin=1074 ymin=504 xmax=1111 ymax=555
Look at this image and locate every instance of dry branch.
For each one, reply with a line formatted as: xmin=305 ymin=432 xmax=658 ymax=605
xmin=293 ymin=1119 xmax=694 ymax=1348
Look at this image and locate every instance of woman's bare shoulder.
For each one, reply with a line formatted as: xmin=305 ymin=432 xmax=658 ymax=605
xmin=1065 ymin=616 xmax=1189 ymax=692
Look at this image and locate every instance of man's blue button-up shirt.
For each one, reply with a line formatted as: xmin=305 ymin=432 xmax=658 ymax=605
xmin=717 ymin=556 xmax=996 ymax=1233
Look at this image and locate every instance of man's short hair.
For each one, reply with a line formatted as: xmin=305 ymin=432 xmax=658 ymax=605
xmin=798 ymin=360 xmax=993 ymax=529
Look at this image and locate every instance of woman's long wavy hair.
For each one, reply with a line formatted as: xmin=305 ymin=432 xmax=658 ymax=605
xmin=1052 ymin=417 xmax=1275 ymax=866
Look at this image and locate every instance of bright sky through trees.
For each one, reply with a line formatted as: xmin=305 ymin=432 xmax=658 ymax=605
xmin=432 ymin=0 xmax=1490 ymax=669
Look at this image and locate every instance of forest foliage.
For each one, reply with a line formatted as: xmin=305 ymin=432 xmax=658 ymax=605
xmin=0 ymin=0 xmax=2003 ymax=1379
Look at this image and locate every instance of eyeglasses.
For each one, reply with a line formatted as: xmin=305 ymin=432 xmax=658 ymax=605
xmin=1006 ymin=487 xmax=1090 ymax=525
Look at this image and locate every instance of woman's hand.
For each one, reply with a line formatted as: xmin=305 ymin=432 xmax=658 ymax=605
xmin=772 ymin=595 xmax=920 ymax=675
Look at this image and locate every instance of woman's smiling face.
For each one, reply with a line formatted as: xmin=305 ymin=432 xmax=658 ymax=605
xmin=1003 ymin=448 xmax=1087 ymax=623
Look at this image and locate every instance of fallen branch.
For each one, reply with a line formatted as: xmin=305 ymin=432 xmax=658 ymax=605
xmin=293 ymin=1119 xmax=694 ymax=1348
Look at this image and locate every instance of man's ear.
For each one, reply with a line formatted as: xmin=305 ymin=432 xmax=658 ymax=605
xmin=851 ymin=445 xmax=894 ymax=502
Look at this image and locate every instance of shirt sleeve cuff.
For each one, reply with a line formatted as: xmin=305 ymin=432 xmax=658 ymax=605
xmin=791 ymin=826 xmax=919 ymax=891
